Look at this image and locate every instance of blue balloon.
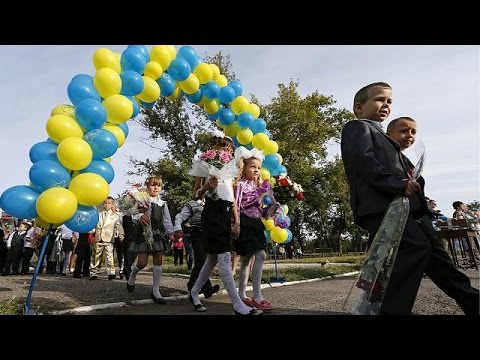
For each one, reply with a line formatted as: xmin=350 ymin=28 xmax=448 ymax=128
xmin=232 ymin=137 xmax=241 ymax=149
xmin=121 ymin=47 xmax=147 ymax=75
xmin=118 ymin=122 xmax=129 ymax=138
xmin=264 ymin=230 xmax=271 ymax=243
xmin=29 ymin=141 xmax=58 ymax=163
xmin=29 ymin=160 xmax=71 ymax=192
xmin=262 ymin=195 xmax=272 ymax=206
xmin=157 ymin=73 xmax=176 ymax=97
xmin=202 ymin=81 xmax=220 ymax=100
xmin=229 ymin=81 xmax=243 ymax=97
xmin=120 ymin=70 xmax=144 ymax=96
xmin=0 ymin=185 xmax=39 ymax=219
xmin=218 ymin=86 xmax=236 ymax=104
xmin=218 ymin=108 xmax=235 ymax=126
xmin=140 ymin=100 xmax=156 ymax=109
xmin=237 ymin=112 xmax=254 ymax=129
xmin=80 ymin=160 xmax=115 ymax=184
xmin=126 ymin=96 xmax=140 ymax=118
xmin=75 ymin=99 xmax=107 ymax=131
xmin=186 ymin=88 xmax=203 ymax=104
xmin=263 ymin=154 xmax=280 ymax=171
xmin=127 ymin=45 xmax=150 ymax=63
xmin=167 ymin=58 xmax=191 ymax=81
xmin=67 ymin=76 xmax=101 ymax=106
xmin=177 ymin=46 xmax=201 ymax=69
xmin=277 ymin=165 xmax=287 ymax=175
xmin=251 ymin=118 xmax=267 ymax=134
xmin=284 ymin=229 xmax=293 ymax=244
xmin=71 ymin=74 xmax=92 ymax=83
xmin=65 ymin=205 xmax=99 ymax=233
xmin=83 ymin=129 xmax=118 ymax=160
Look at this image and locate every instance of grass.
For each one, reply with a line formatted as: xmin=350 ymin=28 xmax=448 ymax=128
xmin=0 ymin=296 xmax=25 ymax=315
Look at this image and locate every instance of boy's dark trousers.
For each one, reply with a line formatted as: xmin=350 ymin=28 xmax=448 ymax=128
xmin=359 ymin=214 xmax=479 ymax=315
xmin=187 ymin=227 xmax=214 ymax=294
xmin=73 ymin=244 xmax=91 ymax=277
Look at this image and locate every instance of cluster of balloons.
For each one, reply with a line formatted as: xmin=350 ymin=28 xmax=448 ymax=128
xmin=0 ymin=45 xmax=291 ymax=241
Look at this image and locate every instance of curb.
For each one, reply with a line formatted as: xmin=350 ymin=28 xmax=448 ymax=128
xmin=49 ymin=271 xmax=359 ymax=315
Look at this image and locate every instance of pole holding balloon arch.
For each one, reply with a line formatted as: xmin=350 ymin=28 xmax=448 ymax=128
xmin=0 ymin=45 xmax=295 ymax=314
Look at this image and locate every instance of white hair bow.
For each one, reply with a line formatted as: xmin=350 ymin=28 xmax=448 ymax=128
xmin=210 ymin=129 xmax=225 ymax=139
xmin=234 ymin=146 xmax=264 ymax=166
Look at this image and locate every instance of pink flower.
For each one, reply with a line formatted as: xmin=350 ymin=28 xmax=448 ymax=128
xmin=219 ymin=150 xmax=233 ymax=163
xmin=200 ymin=150 xmax=217 ymax=161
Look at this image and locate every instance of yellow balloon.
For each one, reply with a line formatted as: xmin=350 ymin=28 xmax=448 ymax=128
xmin=210 ymin=64 xmax=220 ymax=79
xmin=204 ymin=99 xmax=220 ymax=114
xmin=197 ymin=96 xmax=208 ymax=107
xmin=214 ymin=74 xmax=228 ymax=87
xmin=102 ymin=94 xmax=133 ymax=124
xmin=93 ymin=48 xmax=121 ymax=74
xmin=166 ymin=86 xmax=181 ymax=101
xmin=271 ymin=226 xmax=288 ymax=243
xmin=103 ymin=124 xmax=126 ymax=147
xmin=283 ymin=204 xmax=289 ymax=215
xmin=260 ymin=168 xmax=271 ymax=181
xmin=137 ymin=76 xmax=161 ymax=103
xmin=247 ymin=103 xmax=260 ymax=119
xmin=57 ymin=137 xmax=93 ymax=170
xmin=224 ymin=122 xmax=240 ymax=138
xmin=150 ymin=45 xmax=173 ymax=70
xmin=114 ymin=52 xmax=121 ymax=63
xmin=167 ymin=45 xmax=177 ymax=60
xmin=51 ymin=104 xmax=75 ymax=119
xmin=269 ymin=177 xmax=276 ymax=185
xmin=252 ymin=133 xmax=270 ymax=150
xmin=264 ymin=140 xmax=279 ymax=155
xmin=237 ymin=128 xmax=254 ymax=145
xmin=144 ymin=61 xmax=163 ymax=80
xmin=193 ymin=63 xmax=213 ymax=84
xmin=276 ymin=153 xmax=283 ymax=165
xmin=262 ymin=218 xmax=275 ymax=230
xmin=231 ymin=96 xmax=250 ymax=115
xmin=94 ymin=68 xmax=122 ymax=98
xmin=179 ymin=73 xmax=200 ymax=95
xmin=46 ymin=115 xmax=84 ymax=144
xmin=36 ymin=188 xmax=78 ymax=224
xmin=68 ymin=173 xmax=109 ymax=206
xmin=104 ymin=157 xmax=111 ymax=163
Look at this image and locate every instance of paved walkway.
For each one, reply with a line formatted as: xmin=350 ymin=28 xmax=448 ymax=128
xmin=57 ymin=269 xmax=478 ymax=316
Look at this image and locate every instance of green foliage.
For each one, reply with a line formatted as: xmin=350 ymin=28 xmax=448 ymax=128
xmin=467 ymin=200 xmax=480 ymax=211
xmin=0 ymin=296 xmax=25 ymax=315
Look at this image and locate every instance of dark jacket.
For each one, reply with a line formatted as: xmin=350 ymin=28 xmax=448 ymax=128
xmin=341 ymin=119 xmax=427 ymax=223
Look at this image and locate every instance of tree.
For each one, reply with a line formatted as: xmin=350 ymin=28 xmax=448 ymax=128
xmin=261 ymin=80 xmax=356 ymax=251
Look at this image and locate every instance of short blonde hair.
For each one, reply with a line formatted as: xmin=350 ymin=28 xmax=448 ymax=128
xmin=145 ymin=175 xmax=163 ymax=187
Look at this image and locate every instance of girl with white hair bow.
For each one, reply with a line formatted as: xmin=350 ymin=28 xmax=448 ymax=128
xmin=232 ymin=146 xmax=273 ymax=312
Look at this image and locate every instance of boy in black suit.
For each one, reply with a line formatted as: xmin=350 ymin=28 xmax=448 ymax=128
xmin=341 ymin=83 xmax=479 ymax=315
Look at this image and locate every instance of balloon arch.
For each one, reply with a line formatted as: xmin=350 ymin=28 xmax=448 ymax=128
xmin=0 ymin=45 xmax=292 ymax=245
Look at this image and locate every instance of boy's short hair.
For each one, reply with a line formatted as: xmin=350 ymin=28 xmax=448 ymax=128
xmin=353 ymin=82 xmax=391 ymax=107
xmin=452 ymin=201 xmax=463 ymax=209
xmin=386 ymin=116 xmax=416 ymax=134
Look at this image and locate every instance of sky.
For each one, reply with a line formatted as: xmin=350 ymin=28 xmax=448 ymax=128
xmin=0 ymin=45 xmax=478 ymax=217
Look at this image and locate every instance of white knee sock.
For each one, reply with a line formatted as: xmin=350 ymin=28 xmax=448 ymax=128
xmin=191 ymin=254 xmax=217 ymax=305
xmin=152 ymin=265 xmax=162 ymax=298
xmin=252 ymin=250 xmax=266 ymax=302
xmin=217 ymin=252 xmax=252 ymax=314
xmin=238 ymin=255 xmax=252 ymax=300
xmin=128 ymin=263 xmax=140 ymax=286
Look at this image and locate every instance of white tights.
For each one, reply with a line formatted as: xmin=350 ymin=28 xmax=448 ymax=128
xmin=191 ymin=252 xmax=254 ymax=315
xmin=238 ymin=250 xmax=266 ymax=302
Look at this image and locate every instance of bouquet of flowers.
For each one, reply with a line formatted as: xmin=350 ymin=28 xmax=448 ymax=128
xmin=343 ymin=143 xmax=426 ymax=315
xmin=189 ymin=148 xmax=238 ymax=200
xmin=0 ymin=213 xmax=15 ymax=234
xmin=273 ymin=175 xmax=304 ymax=205
xmin=117 ymin=184 xmax=155 ymax=252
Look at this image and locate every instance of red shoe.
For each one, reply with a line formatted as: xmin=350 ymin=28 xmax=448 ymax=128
xmin=251 ymin=299 xmax=273 ymax=312
xmin=242 ymin=297 xmax=256 ymax=307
